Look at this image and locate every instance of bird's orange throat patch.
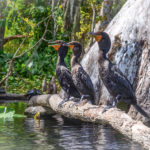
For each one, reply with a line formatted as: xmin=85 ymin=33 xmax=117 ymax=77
xmin=68 ymin=45 xmax=74 ymax=50
xmin=51 ymin=44 xmax=61 ymax=50
xmin=94 ymin=35 xmax=102 ymax=42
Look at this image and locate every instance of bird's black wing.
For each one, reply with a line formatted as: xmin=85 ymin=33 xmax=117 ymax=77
xmin=78 ymin=66 xmax=95 ymax=97
xmin=56 ymin=66 xmax=80 ymax=98
xmin=110 ymin=64 xmax=136 ymax=100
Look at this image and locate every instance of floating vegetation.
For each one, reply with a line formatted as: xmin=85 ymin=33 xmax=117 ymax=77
xmin=0 ymin=106 xmax=26 ymax=118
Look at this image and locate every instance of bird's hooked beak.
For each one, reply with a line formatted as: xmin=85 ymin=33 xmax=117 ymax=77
xmin=89 ymin=32 xmax=102 ymax=42
xmin=63 ymin=42 xmax=74 ymax=50
xmin=48 ymin=43 xmax=61 ymax=51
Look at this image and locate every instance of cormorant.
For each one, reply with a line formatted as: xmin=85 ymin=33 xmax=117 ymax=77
xmin=89 ymin=31 xmax=149 ymax=118
xmin=63 ymin=41 xmax=95 ymax=105
xmin=49 ymin=40 xmax=81 ymax=107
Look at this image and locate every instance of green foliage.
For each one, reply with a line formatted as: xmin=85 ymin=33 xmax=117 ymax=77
xmin=0 ymin=110 xmax=15 ymax=118
xmin=111 ymin=0 xmax=126 ymax=18
xmin=0 ymin=104 xmax=26 ymax=118
xmin=0 ymin=0 xmax=125 ymax=93
xmin=0 ymin=0 xmax=71 ymax=93
xmin=76 ymin=0 xmax=102 ymax=45
xmin=117 ymin=101 xmax=129 ymax=112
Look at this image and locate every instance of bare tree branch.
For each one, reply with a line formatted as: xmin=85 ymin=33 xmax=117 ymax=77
xmin=0 ymin=36 xmax=27 ymax=87
xmin=14 ymin=71 xmax=29 ymax=84
xmin=15 ymin=20 xmax=50 ymax=59
xmin=35 ymin=15 xmax=51 ymax=27
xmin=2 ymin=35 xmax=29 ymax=45
xmin=0 ymin=59 xmax=14 ymax=86
xmin=0 ymin=19 xmax=51 ymax=87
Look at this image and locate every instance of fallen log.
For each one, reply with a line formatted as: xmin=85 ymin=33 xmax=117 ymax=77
xmin=25 ymin=94 xmax=150 ymax=150
xmin=0 ymin=93 xmax=28 ymax=102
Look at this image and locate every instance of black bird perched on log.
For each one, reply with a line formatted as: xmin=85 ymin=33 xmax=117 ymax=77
xmin=89 ymin=31 xmax=149 ymax=118
xmin=49 ymin=40 xmax=81 ymax=107
xmin=63 ymin=41 xmax=96 ymax=106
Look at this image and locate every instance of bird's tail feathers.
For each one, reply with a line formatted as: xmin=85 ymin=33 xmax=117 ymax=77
xmin=133 ymin=104 xmax=150 ymax=119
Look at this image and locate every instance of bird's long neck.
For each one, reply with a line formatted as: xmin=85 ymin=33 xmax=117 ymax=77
xmin=98 ymin=50 xmax=107 ymax=65
xmin=57 ymin=56 xmax=66 ymax=66
xmin=71 ymin=55 xmax=79 ymax=68
xmin=98 ymin=48 xmax=111 ymax=77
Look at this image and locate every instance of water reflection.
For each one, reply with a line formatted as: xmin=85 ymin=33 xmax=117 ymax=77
xmin=0 ymin=117 xmax=145 ymax=150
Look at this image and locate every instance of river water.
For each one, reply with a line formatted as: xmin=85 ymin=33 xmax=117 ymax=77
xmin=0 ymin=103 xmax=145 ymax=150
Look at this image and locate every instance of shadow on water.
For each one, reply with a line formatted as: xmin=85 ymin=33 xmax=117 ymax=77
xmin=0 ymin=103 xmax=145 ymax=150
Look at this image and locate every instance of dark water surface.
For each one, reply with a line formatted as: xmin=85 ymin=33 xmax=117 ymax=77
xmin=0 ymin=103 xmax=145 ymax=150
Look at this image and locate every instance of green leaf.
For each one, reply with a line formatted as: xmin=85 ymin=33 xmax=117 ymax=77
xmin=13 ymin=114 xmax=26 ymax=118
xmin=0 ymin=110 xmax=15 ymax=118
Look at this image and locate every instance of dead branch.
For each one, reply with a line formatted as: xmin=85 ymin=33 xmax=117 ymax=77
xmin=14 ymin=19 xmax=50 ymax=59
xmin=0 ymin=36 xmax=27 ymax=87
xmin=2 ymin=35 xmax=28 ymax=45
xmin=35 ymin=15 xmax=52 ymax=27
xmin=14 ymin=71 xmax=29 ymax=84
xmin=0 ymin=19 xmax=51 ymax=87
xmin=0 ymin=60 xmax=14 ymax=86
xmin=0 ymin=93 xmax=27 ymax=101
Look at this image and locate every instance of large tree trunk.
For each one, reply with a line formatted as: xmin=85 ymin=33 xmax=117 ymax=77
xmin=82 ymin=0 xmax=150 ymax=117
xmin=82 ymin=0 xmax=150 ymax=120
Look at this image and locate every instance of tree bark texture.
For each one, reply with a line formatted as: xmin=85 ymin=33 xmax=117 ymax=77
xmin=25 ymin=94 xmax=150 ymax=150
xmin=81 ymin=0 xmax=150 ymax=120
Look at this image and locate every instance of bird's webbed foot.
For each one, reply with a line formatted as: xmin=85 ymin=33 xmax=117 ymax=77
xmin=72 ymin=95 xmax=89 ymax=107
xmin=58 ymin=96 xmax=70 ymax=108
xmin=102 ymin=105 xmax=114 ymax=113
xmin=102 ymin=94 xmax=121 ymax=113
